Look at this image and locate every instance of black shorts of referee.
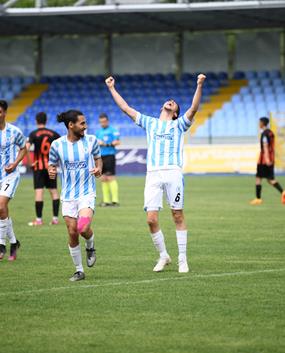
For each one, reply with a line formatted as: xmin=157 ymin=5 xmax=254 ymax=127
xmin=33 ymin=169 xmax=57 ymax=189
xmin=102 ymin=155 xmax=116 ymax=176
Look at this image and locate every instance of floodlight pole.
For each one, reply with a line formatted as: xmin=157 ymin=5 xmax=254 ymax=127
xmin=175 ymin=32 xmax=183 ymax=81
xmin=280 ymin=30 xmax=285 ymax=78
xmin=35 ymin=36 xmax=43 ymax=83
xmin=104 ymin=33 xmax=113 ymax=76
xmin=227 ymin=33 xmax=236 ymax=80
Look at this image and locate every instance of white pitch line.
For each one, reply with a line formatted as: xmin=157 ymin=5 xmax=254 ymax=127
xmin=1 ymin=268 xmax=285 ymax=297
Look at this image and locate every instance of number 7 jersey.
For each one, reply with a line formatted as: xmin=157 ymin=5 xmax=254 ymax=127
xmin=28 ymin=128 xmax=61 ymax=171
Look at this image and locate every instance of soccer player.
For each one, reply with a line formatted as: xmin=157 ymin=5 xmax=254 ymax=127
xmin=48 ymin=110 xmax=102 ymax=281
xmin=0 ymin=100 xmax=27 ymax=261
xmin=250 ymin=117 xmax=285 ymax=205
xmin=105 ymin=74 xmax=206 ymax=273
xmin=96 ymin=113 xmax=120 ymax=207
xmin=26 ymin=112 xmax=60 ymax=226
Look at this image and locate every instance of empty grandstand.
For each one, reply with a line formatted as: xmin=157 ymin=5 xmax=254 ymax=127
xmin=0 ymin=0 xmax=285 ymax=169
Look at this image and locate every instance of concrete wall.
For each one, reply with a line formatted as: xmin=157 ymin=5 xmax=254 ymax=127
xmin=112 ymin=33 xmax=176 ymax=74
xmin=183 ymin=32 xmax=228 ymax=73
xmin=0 ymin=31 xmax=281 ymax=76
xmin=0 ymin=38 xmax=35 ymax=76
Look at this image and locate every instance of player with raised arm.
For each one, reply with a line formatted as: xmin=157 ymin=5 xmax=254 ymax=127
xmin=0 ymin=100 xmax=27 ymax=261
xmin=48 ymin=110 xmax=102 ymax=281
xmin=105 ymin=74 xmax=206 ymax=273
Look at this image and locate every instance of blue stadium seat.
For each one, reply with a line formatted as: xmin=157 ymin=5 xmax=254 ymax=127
xmin=13 ymin=71 xmax=282 ymax=139
xmin=245 ymin=71 xmax=257 ymax=80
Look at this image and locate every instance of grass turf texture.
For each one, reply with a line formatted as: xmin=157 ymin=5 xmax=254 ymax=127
xmin=1 ymin=176 xmax=285 ymax=353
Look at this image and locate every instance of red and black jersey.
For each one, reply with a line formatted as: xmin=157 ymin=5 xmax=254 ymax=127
xmin=28 ymin=128 xmax=60 ymax=171
xmin=258 ymin=128 xmax=275 ymax=165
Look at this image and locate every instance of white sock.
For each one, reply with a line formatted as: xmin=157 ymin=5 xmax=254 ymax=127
xmin=36 ymin=217 xmax=42 ymax=222
xmin=68 ymin=244 xmax=84 ymax=273
xmin=0 ymin=218 xmax=8 ymax=246
xmin=85 ymin=234 xmax=94 ymax=249
xmin=151 ymin=230 xmax=168 ymax=258
xmin=176 ymin=230 xmax=187 ymax=259
xmin=7 ymin=218 xmax=17 ymax=244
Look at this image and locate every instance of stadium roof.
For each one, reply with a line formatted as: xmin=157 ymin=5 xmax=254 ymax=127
xmin=0 ymin=1 xmax=285 ymax=36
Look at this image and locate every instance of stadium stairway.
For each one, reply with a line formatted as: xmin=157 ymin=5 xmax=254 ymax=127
xmin=190 ymin=79 xmax=247 ymax=135
xmin=6 ymin=83 xmax=48 ymax=122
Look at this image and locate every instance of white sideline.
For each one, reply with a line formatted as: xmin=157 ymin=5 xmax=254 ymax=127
xmin=1 ymin=268 xmax=285 ymax=297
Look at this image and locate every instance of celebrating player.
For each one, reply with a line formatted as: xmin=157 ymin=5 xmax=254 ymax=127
xmin=0 ymin=100 xmax=27 ymax=261
xmin=105 ymin=74 xmax=206 ymax=273
xmin=26 ymin=112 xmax=60 ymax=226
xmin=48 ymin=110 xmax=102 ymax=281
xmin=250 ymin=117 xmax=285 ymax=205
xmin=96 ymin=113 xmax=120 ymax=207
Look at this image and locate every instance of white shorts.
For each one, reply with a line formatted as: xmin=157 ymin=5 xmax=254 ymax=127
xmin=144 ymin=169 xmax=184 ymax=212
xmin=62 ymin=194 xmax=96 ymax=218
xmin=0 ymin=173 xmax=20 ymax=199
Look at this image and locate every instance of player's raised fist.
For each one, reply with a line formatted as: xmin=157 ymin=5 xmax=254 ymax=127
xmin=197 ymin=74 xmax=206 ymax=85
xmin=105 ymin=76 xmax=115 ymax=88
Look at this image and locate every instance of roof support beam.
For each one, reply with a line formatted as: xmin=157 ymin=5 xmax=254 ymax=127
xmin=2 ymin=0 xmax=21 ymax=10
xmin=74 ymin=0 xmax=87 ymax=6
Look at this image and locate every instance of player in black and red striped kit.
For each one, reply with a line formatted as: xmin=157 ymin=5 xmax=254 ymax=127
xmin=250 ymin=117 xmax=285 ymax=205
xmin=26 ymin=112 xmax=61 ymax=225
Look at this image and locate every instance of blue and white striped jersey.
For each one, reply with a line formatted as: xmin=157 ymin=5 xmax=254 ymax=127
xmin=136 ymin=113 xmax=193 ymax=171
xmin=0 ymin=123 xmax=26 ymax=181
xmin=48 ymin=134 xmax=101 ymax=201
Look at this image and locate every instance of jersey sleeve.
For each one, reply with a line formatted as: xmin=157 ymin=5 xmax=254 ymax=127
xmin=177 ymin=115 xmax=193 ymax=132
xmin=48 ymin=141 xmax=59 ymax=165
xmin=262 ymin=134 xmax=269 ymax=144
xmin=15 ymin=129 xmax=26 ymax=148
xmin=112 ymin=128 xmax=120 ymax=140
xmin=135 ymin=112 xmax=154 ymax=130
xmin=91 ymin=137 xmax=101 ymax=158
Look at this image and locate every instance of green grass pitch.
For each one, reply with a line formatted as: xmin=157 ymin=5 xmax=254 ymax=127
xmin=1 ymin=175 xmax=285 ymax=353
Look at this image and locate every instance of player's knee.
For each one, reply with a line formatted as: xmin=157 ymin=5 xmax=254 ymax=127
xmin=147 ymin=215 xmax=158 ymax=228
xmin=172 ymin=210 xmax=184 ymax=225
xmin=77 ymin=216 xmax=91 ymax=234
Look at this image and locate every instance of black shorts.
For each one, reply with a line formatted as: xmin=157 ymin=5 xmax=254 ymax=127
xmin=102 ymin=155 xmax=116 ymax=176
xmin=256 ymin=164 xmax=275 ymax=180
xmin=33 ymin=169 xmax=57 ymax=189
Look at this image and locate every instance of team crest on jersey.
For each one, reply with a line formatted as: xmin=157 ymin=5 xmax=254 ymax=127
xmin=65 ymin=161 xmax=87 ymax=170
xmin=154 ymin=128 xmax=174 ymax=141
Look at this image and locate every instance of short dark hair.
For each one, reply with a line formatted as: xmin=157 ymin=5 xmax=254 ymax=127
xmin=99 ymin=113 xmax=109 ymax=120
xmin=57 ymin=110 xmax=83 ymax=129
xmin=260 ymin=117 xmax=270 ymax=127
xmin=0 ymin=100 xmax=8 ymax=111
xmin=36 ymin=112 xmax=47 ymax=125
